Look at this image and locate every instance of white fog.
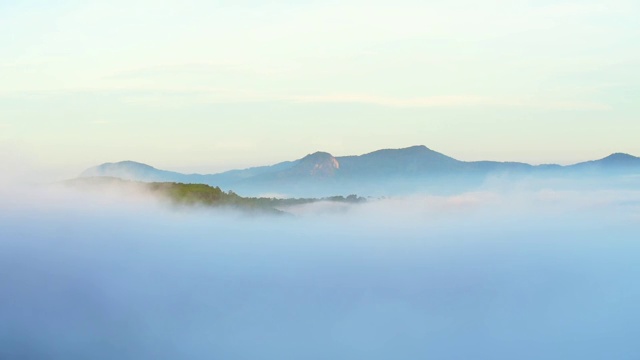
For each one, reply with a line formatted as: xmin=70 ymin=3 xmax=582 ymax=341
xmin=1 ymin=175 xmax=639 ymax=359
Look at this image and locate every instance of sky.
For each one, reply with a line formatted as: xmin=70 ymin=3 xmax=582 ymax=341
xmin=1 ymin=0 xmax=639 ymax=178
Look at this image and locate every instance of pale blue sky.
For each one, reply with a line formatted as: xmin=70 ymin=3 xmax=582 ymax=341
xmin=1 ymin=0 xmax=639 ymax=176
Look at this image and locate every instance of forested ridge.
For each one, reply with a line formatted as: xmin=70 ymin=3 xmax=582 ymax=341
xmin=65 ymin=177 xmax=366 ymax=215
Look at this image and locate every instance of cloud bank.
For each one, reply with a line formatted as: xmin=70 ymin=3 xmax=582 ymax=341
xmin=1 ymin=175 xmax=639 ymax=359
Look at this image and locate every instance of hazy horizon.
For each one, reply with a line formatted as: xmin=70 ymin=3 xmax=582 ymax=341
xmin=5 ymin=143 xmax=640 ymax=184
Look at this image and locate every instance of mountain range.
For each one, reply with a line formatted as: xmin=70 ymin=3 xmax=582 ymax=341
xmin=80 ymin=145 xmax=640 ymax=197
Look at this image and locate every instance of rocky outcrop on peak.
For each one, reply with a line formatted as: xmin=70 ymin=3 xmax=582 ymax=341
xmin=287 ymin=152 xmax=340 ymax=177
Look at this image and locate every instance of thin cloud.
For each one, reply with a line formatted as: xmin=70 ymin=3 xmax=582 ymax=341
xmin=116 ymin=89 xmax=611 ymax=111
xmin=0 ymin=86 xmax=611 ymax=111
xmin=90 ymin=120 xmax=111 ymax=125
xmin=535 ymin=3 xmax=615 ymax=18
xmin=284 ymin=93 xmax=611 ymax=111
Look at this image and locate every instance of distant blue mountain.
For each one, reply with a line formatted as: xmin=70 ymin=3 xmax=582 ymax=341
xmin=81 ymin=161 xmax=190 ymax=182
xmin=80 ymin=146 xmax=640 ymax=197
xmin=568 ymin=153 xmax=640 ymax=173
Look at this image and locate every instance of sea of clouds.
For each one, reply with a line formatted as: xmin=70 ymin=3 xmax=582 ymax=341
xmin=1 ymin=161 xmax=640 ymax=359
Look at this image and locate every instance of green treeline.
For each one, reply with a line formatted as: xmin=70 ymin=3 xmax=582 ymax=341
xmin=66 ymin=177 xmax=366 ymax=214
xmin=147 ymin=182 xmax=365 ymax=209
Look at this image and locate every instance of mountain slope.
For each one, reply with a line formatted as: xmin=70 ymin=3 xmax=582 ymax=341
xmin=80 ymin=159 xmax=299 ymax=189
xmin=337 ymin=145 xmax=463 ymax=177
xmin=569 ymin=153 xmax=640 ymax=174
xmin=81 ymin=161 xmax=190 ymax=182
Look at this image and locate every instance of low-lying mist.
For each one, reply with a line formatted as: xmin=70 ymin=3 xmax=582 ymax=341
xmin=1 ymin=176 xmax=639 ymax=359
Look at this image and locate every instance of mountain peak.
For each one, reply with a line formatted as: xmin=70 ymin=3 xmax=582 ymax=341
xmin=597 ymin=153 xmax=640 ymax=167
xmin=112 ymin=160 xmax=155 ymax=167
xmin=301 ymin=151 xmax=335 ymax=162
xmin=294 ymin=151 xmax=340 ymax=176
xmin=403 ymin=145 xmax=429 ymax=151
xmin=569 ymin=152 xmax=640 ymax=171
xmin=602 ymin=153 xmax=638 ymax=161
xmin=80 ymin=160 xmax=175 ymax=181
xmin=81 ymin=161 xmax=153 ymax=175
